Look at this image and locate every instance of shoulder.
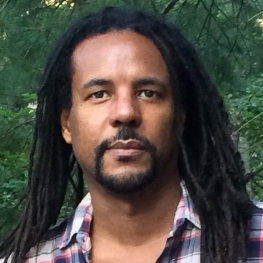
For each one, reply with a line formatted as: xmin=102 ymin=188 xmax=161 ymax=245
xmin=249 ymin=201 xmax=263 ymax=239
xmin=250 ymin=201 xmax=263 ymax=230
xmin=0 ymin=218 xmax=69 ymax=263
xmin=247 ymin=201 xmax=263 ymax=260
xmin=27 ymin=218 xmax=69 ymax=259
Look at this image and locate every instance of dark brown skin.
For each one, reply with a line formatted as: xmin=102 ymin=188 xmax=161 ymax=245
xmin=61 ymin=31 xmax=184 ymax=263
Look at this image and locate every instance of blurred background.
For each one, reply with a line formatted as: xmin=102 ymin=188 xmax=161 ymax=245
xmin=0 ymin=0 xmax=263 ymax=237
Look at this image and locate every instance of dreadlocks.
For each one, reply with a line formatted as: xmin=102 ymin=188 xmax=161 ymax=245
xmin=0 ymin=6 xmax=253 ymax=263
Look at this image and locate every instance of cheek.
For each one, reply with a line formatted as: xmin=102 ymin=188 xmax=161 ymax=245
xmin=144 ymin=106 xmax=177 ymax=153
xmin=69 ymin=107 xmax=106 ymax=164
xmin=147 ymin=105 xmax=173 ymax=132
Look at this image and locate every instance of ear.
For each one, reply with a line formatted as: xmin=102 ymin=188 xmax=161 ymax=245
xmin=60 ymin=109 xmax=72 ymax=144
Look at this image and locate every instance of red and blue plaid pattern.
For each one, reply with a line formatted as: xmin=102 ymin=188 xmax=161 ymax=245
xmin=1 ymin=183 xmax=263 ymax=263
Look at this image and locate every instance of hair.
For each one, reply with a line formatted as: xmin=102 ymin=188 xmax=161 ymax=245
xmin=0 ymin=6 xmax=253 ymax=263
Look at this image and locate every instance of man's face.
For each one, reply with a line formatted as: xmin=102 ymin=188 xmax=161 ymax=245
xmin=61 ymin=30 xmax=183 ymax=194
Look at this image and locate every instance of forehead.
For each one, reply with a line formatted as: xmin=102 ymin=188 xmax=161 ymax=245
xmin=71 ymin=30 xmax=169 ymax=79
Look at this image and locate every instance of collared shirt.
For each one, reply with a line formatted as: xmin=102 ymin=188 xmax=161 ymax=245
xmin=1 ymin=183 xmax=263 ymax=263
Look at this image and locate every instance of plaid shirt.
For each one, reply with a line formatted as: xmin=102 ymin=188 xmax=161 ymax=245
xmin=2 ymin=183 xmax=263 ymax=263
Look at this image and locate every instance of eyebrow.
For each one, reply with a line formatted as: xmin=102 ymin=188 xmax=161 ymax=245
xmin=84 ymin=77 xmax=167 ymax=89
xmin=132 ymin=77 xmax=167 ymax=88
xmin=84 ymin=78 xmax=112 ymax=88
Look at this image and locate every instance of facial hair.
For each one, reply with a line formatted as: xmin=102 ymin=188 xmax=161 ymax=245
xmin=94 ymin=127 xmax=157 ymax=194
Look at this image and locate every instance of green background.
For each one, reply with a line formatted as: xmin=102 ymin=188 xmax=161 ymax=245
xmin=0 ymin=0 xmax=263 ymax=238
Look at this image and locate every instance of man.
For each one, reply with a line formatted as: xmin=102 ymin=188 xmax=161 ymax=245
xmin=0 ymin=6 xmax=262 ymax=263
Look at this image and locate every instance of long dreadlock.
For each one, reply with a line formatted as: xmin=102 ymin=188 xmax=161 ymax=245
xmin=0 ymin=6 xmax=253 ymax=263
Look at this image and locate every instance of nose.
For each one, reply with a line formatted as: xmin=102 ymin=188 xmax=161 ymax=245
xmin=109 ymin=93 xmax=141 ymax=128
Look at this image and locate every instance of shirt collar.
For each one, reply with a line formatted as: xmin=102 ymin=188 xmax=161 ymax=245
xmin=59 ymin=181 xmax=201 ymax=249
xmin=173 ymin=181 xmax=201 ymax=232
xmin=59 ymin=192 xmax=93 ymax=249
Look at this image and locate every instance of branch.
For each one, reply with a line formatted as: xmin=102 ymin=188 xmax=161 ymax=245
xmin=197 ymin=0 xmax=215 ymax=40
xmin=162 ymin=0 xmax=181 ymax=15
xmin=253 ymin=163 xmax=263 ymax=176
xmin=245 ymin=163 xmax=263 ymax=182
xmin=200 ymin=0 xmax=233 ymax=49
xmin=0 ymin=0 xmax=11 ymax=13
xmin=12 ymin=130 xmax=33 ymax=164
xmin=0 ymin=120 xmax=34 ymax=141
xmin=150 ymin=0 xmax=158 ymax=13
xmin=235 ymin=112 xmax=263 ymax=133
xmin=241 ymin=139 xmax=263 ymax=154
xmin=248 ymin=11 xmax=263 ymax=22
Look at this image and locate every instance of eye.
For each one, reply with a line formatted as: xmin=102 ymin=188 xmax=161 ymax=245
xmin=90 ymin=91 xmax=108 ymax=99
xmin=138 ymin=90 xmax=157 ymax=98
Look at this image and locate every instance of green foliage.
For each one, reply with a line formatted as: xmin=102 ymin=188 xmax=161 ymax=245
xmin=224 ymin=76 xmax=263 ymax=199
xmin=0 ymin=0 xmax=263 ymax=236
xmin=0 ymin=95 xmax=35 ymax=234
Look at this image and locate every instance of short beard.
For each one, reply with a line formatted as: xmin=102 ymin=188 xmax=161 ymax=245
xmin=94 ymin=127 xmax=157 ymax=194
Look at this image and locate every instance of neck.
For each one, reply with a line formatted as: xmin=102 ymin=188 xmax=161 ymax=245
xmin=87 ymin=169 xmax=181 ymax=246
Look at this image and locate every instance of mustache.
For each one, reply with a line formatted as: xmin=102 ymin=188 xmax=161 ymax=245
xmin=95 ymin=127 xmax=156 ymax=156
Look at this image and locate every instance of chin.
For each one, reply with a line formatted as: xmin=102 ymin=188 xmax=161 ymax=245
xmin=94 ymin=133 xmax=158 ymax=194
xmin=95 ymin=170 xmax=157 ymax=195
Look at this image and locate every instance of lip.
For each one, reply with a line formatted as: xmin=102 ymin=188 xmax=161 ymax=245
xmin=108 ymin=139 xmax=145 ymax=150
xmin=107 ymin=140 xmax=146 ymax=156
xmin=108 ymin=149 xmax=145 ymax=156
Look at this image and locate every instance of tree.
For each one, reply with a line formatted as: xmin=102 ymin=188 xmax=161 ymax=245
xmin=0 ymin=0 xmax=263 ymax=235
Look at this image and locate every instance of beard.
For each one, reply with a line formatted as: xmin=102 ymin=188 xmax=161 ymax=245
xmin=94 ymin=127 xmax=158 ymax=194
